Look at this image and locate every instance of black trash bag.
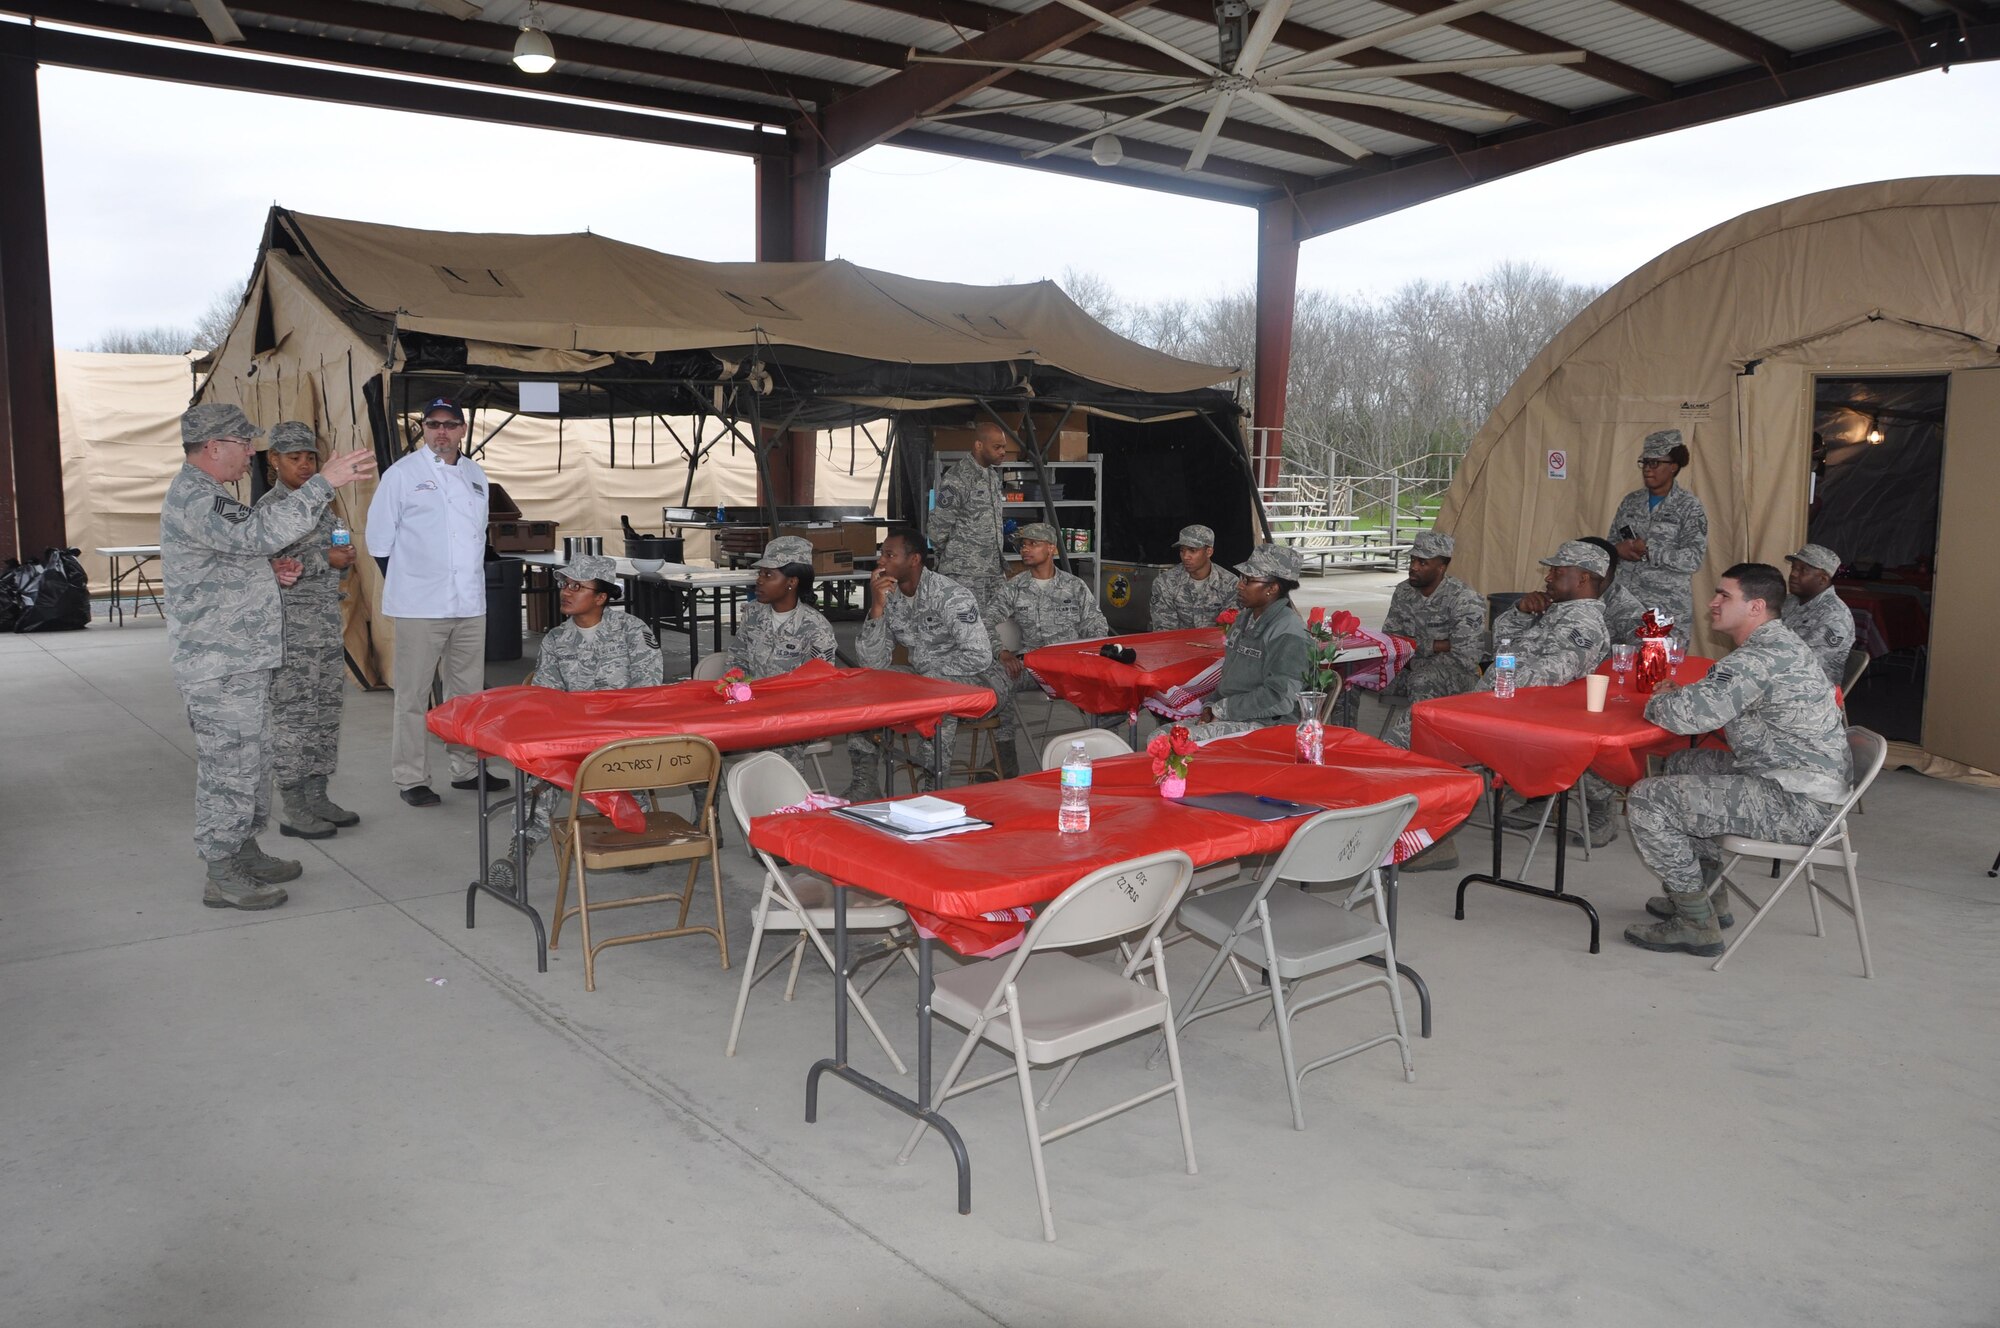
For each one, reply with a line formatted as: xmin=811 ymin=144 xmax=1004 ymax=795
xmin=0 ymin=559 xmax=29 ymax=632
xmin=15 ymin=547 xmax=92 ymax=632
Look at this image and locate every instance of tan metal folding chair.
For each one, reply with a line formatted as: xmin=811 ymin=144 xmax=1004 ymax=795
xmin=724 ymin=753 xmax=915 ymax=1071
xmin=1171 ymin=795 xmax=1420 ymax=1130
xmin=898 ymin=850 xmax=1198 ymax=1241
xmin=1711 ymin=727 xmax=1884 ymax=978
xmin=550 ymin=734 xmax=730 ymax=991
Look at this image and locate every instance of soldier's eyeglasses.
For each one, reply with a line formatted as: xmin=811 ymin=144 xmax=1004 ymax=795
xmin=1637 ymin=458 xmax=1671 ymax=468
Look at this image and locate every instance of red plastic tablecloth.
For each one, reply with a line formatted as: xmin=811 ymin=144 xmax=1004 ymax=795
xmin=1021 ymin=628 xmax=1225 ymax=715
xmin=1834 ymin=585 xmax=1930 ymax=655
xmin=1408 ymin=658 xmax=1715 ymax=798
xmin=749 ymin=724 xmax=1483 ymax=954
xmin=427 ymin=659 xmax=994 ymax=825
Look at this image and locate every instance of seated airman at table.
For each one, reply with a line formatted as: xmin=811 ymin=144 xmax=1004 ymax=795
xmin=986 ymin=521 xmax=1117 ymax=727
xmin=729 ymin=535 xmax=839 ymax=778
xmin=845 ymin=527 xmax=1015 ymax=797
xmin=1380 ymin=530 xmax=1486 ymax=748
xmin=489 ymin=554 xmax=662 ymax=888
xmin=1148 ymin=523 xmax=1240 ymax=631
xmin=1185 ymin=543 xmax=1310 ymax=743
xmin=1492 ymin=539 xmax=1620 ymax=850
xmin=1780 ymin=543 xmax=1856 ymax=688
xmin=1625 ymin=562 xmax=1851 ymax=957
xmin=1583 ymin=535 xmax=1647 ymax=647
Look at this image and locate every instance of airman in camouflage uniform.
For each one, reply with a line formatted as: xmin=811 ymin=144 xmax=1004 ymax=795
xmin=162 ymin=403 xmax=375 ymax=909
xmin=846 ymin=529 xmax=1008 ymax=798
xmin=987 ymin=522 xmax=1117 ymax=727
xmin=1626 ymin=562 xmax=1852 ymax=956
xmin=1489 ymin=540 xmax=1619 ymax=849
xmin=1381 ymin=530 xmax=1487 ymax=747
xmin=490 ymin=555 xmax=662 ymax=888
xmin=1148 ymin=524 xmax=1241 ymax=631
xmin=258 ymin=422 xmax=360 ymax=841
xmin=1780 ymin=543 xmax=1855 ymax=688
xmin=729 ymin=535 xmax=840 ymax=779
xmin=1186 ymin=543 xmax=1310 ymax=743
xmin=1609 ymin=428 xmax=1709 ymax=632
xmin=930 ymin=422 xmax=1009 ymax=610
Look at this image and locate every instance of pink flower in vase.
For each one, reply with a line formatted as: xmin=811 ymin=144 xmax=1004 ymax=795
xmin=1159 ymin=774 xmax=1187 ymax=800
xmin=726 ymin=681 xmax=753 ymax=703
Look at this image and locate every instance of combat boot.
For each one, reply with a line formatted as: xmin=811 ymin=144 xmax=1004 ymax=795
xmin=1584 ymin=802 xmax=1619 ymax=849
xmin=487 ymin=842 xmax=535 ymax=892
xmin=994 ymin=736 xmax=1022 ymax=781
xmin=1646 ymin=884 xmax=1734 ymax=929
xmin=304 ymin=775 xmax=360 ymax=828
xmin=235 ymin=837 xmax=304 ymax=884
xmin=1625 ymin=888 xmax=1725 ymax=957
xmin=203 ymin=856 xmax=288 ymax=910
xmin=278 ymin=783 xmax=337 ymax=840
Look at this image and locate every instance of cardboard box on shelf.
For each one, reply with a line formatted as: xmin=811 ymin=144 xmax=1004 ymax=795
xmin=811 ymin=549 xmax=854 ymax=575
xmin=489 ymin=520 xmax=558 ymax=553
xmin=932 ymin=410 xmax=1087 ymax=461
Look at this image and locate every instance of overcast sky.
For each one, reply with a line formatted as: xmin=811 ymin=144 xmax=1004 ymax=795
xmin=35 ymin=56 xmax=2000 ymax=349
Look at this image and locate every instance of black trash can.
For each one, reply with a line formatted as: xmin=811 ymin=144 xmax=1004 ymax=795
xmin=485 ymin=558 xmax=524 ymax=662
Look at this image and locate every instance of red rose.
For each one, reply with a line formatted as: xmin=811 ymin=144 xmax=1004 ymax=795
xmin=1329 ymin=610 xmax=1360 ymax=638
xmin=1215 ymin=608 xmax=1239 ymax=626
xmin=1308 ymin=605 xmax=1326 ymax=627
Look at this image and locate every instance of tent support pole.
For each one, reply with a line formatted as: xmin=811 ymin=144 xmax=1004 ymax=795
xmin=1197 ymin=407 xmax=1272 ymax=543
xmin=0 ymin=53 xmax=62 ymax=561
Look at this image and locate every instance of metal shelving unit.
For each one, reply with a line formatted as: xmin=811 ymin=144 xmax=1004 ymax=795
xmin=929 ymin=455 xmax=1102 ymax=591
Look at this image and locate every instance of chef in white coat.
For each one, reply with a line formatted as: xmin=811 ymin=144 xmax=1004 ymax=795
xmin=366 ymin=397 xmax=504 ymax=807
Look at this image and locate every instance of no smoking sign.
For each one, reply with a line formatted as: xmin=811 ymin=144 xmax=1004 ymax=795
xmin=1546 ymin=449 xmax=1568 ymax=480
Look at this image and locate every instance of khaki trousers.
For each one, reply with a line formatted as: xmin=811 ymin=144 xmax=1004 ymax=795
xmin=391 ymin=615 xmax=485 ymax=789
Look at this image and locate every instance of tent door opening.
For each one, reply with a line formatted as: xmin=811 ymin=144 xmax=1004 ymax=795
xmin=1808 ymin=373 xmax=1947 ymax=744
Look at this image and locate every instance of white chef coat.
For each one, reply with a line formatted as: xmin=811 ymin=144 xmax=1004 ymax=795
xmin=367 ymin=446 xmax=490 ymax=619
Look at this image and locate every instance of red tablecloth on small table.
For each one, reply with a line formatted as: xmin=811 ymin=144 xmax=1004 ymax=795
xmin=1408 ymin=658 xmax=1715 ymax=798
xmin=1834 ymin=585 xmax=1930 ymax=655
xmin=750 ymin=724 xmax=1483 ymax=954
xmin=1021 ymin=628 xmax=1225 ymax=715
xmin=427 ymin=659 xmax=994 ymax=825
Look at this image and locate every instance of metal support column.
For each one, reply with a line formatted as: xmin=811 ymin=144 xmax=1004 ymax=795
xmin=755 ymin=133 xmax=829 ymax=505
xmin=1251 ymin=199 xmax=1299 ymax=493
xmin=0 ymin=52 xmax=64 ymax=562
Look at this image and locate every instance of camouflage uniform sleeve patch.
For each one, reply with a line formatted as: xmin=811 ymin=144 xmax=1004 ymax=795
xmin=214 ymin=496 xmax=251 ymax=524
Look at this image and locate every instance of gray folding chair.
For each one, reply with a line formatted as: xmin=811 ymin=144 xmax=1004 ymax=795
xmin=1038 ymin=726 xmax=1134 ymax=772
xmin=897 ymin=850 xmax=1198 ymax=1242
xmin=1171 ymin=795 xmax=1420 ymax=1130
xmin=1711 ymin=727 xmax=1884 ymax=978
xmin=725 ymin=754 xmax=916 ymax=1070
xmin=1839 ymin=648 xmax=1869 ymax=813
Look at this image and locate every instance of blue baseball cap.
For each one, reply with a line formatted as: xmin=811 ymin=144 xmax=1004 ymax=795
xmin=422 ymin=397 xmax=465 ymax=421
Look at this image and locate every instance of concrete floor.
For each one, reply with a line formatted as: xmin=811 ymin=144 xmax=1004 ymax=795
xmin=5 ymin=598 xmax=1998 ymax=1327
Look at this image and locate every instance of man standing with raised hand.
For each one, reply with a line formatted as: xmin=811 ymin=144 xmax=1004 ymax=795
xmin=367 ymin=398 xmax=504 ymax=809
xmin=161 ymin=403 xmax=376 ymax=910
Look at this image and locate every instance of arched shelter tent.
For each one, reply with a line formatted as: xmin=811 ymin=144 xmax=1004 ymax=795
xmin=195 ymin=206 xmax=1244 ymax=687
xmin=1436 ymin=175 xmax=2000 ymax=772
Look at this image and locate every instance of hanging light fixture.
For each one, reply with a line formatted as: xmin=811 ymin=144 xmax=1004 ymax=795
xmin=1091 ymin=112 xmax=1123 ymax=168
xmin=513 ymin=0 xmax=555 ymax=74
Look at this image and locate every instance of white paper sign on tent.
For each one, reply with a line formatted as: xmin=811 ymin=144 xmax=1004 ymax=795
xmin=518 ymin=381 xmax=560 ymax=413
xmin=1546 ymin=448 xmax=1568 ymax=480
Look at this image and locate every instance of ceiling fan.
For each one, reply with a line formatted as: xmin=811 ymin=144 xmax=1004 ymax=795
xmin=911 ymin=0 xmax=1585 ymax=172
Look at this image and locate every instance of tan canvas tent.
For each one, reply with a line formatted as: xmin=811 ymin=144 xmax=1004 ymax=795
xmin=1437 ymin=175 xmax=2000 ymax=772
xmin=193 ymin=207 xmax=1244 ymax=687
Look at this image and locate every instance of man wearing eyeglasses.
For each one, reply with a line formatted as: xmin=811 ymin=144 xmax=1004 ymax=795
xmin=366 ymin=398 xmax=504 ymax=808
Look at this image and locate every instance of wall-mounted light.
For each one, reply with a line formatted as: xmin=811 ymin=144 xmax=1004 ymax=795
xmin=513 ymin=0 xmax=556 ymax=74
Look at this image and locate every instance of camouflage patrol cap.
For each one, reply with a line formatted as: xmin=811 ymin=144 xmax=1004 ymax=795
xmin=1016 ymin=522 xmax=1059 ymax=546
xmin=1541 ymin=539 xmax=1611 ymax=578
xmin=1239 ymin=543 xmax=1304 ymax=584
xmin=753 ymin=535 xmax=815 ymax=569
xmin=557 ymin=554 xmax=619 ymax=587
xmin=180 ymin=402 xmax=264 ymax=449
xmin=1785 ymin=543 xmax=1840 ymax=576
xmin=267 ymin=421 xmax=319 ymax=454
xmin=1410 ymin=530 xmax=1454 ymax=560
xmin=1172 ymin=523 xmax=1216 ymax=550
xmin=1640 ymin=428 xmax=1684 ymax=460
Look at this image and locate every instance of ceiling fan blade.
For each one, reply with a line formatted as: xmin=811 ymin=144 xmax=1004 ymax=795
xmin=1231 ymin=0 xmax=1296 ymax=76
xmin=1267 ymin=84 xmax=1517 ymax=124
xmin=1240 ymin=88 xmax=1371 ymax=160
xmin=1022 ymin=87 xmax=1211 ymax=161
xmin=925 ymin=84 xmax=1200 ymax=122
xmin=1282 ymin=51 xmax=1585 ymax=81
xmin=1263 ymin=0 xmax=1512 ymax=80
xmin=1184 ymin=90 xmax=1235 ymax=172
xmin=188 ymin=0 xmax=245 ymax=45
xmin=1043 ymin=0 xmax=1222 ymax=78
xmin=907 ymin=53 xmax=1169 ymax=79
xmin=415 ymin=0 xmax=484 ymax=19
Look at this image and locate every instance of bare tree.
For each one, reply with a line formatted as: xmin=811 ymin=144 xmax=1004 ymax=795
xmin=1057 ymin=267 xmax=1126 ymax=334
xmin=83 ymin=325 xmax=197 ymax=354
xmin=193 ymin=286 xmax=245 ymax=352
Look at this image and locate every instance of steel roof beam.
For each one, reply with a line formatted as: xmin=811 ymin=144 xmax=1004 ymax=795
xmin=1606 ymin=0 xmax=1793 ymax=71
xmin=1368 ymin=0 xmax=1674 ymax=100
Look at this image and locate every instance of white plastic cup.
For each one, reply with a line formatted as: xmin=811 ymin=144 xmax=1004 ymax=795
xmin=1584 ymin=674 xmax=1610 ymax=712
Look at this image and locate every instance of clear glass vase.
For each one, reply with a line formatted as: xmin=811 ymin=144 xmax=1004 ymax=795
xmin=1295 ymin=690 xmax=1326 ymax=765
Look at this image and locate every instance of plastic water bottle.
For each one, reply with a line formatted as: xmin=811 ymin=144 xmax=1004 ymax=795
xmin=1058 ymin=741 xmax=1092 ymax=834
xmin=329 ymin=517 xmax=351 ymax=548
xmin=1492 ymin=639 xmax=1517 ymax=700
